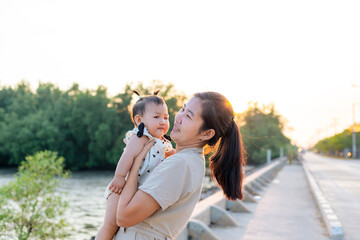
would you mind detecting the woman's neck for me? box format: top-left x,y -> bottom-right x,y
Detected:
175,142 -> 203,153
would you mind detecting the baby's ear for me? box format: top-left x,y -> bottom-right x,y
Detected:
134,115 -> 142,126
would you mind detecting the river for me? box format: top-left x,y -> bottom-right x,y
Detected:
0,168 -> 218,240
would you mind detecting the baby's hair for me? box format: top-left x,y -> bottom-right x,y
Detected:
131,90 -> 165,125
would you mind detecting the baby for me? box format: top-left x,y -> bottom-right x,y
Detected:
96,90 -> 175,240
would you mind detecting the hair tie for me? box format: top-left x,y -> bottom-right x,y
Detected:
137,122 -> 145,137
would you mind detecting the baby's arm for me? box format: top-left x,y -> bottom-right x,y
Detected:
109,135 -> 149,194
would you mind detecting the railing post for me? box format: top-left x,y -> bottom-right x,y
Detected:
267,149 -> 271,164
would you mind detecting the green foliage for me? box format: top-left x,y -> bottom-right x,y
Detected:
0,79 -> 293,167
0,151 -> 69,240
0,80 -> 187,170
238,102 -> 292,165
313,129 -> 357,156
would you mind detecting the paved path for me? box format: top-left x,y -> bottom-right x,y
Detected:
240,163 -> 329,240
304,152 -> 360,240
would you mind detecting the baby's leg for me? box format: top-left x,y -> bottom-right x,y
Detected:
96,193 -> 120,240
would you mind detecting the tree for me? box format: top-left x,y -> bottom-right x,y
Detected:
0,151 -> 69,240
313,129 -> 357,157
238,102 -> 292,165
0,80 -> 188,170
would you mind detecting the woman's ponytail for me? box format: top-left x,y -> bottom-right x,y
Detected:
195,92 -> 246,201
209,120 -> 245,200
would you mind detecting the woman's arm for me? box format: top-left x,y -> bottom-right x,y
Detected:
116,139 -> 161,228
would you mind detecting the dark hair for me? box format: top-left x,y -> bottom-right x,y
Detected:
131,90 -> 165,125
194,92 -> 246,200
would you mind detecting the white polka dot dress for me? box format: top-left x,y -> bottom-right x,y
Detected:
104,127 -> 173,199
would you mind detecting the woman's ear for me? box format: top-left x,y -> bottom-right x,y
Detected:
202,129 -> 215,141
134,115 -> 142,127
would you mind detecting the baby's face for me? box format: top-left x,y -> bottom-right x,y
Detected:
140,103 -> 170,138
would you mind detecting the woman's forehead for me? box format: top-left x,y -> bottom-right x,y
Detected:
186,97 -> 202,116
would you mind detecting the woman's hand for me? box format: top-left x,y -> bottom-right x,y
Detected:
131,139 -> 155,169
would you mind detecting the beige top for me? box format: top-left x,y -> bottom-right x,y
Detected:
138,147 -> 205,238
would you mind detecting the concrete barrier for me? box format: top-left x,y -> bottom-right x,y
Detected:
177,158 -> 286,240
302,160 -> 344,240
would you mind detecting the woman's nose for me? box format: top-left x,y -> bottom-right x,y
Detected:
174,113 -> 182,124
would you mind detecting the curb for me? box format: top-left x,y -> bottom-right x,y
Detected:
302,160 -> 344,240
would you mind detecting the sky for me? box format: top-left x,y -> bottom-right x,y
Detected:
0,0 -> 360,148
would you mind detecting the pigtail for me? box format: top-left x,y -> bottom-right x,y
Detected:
210,120 -> 245,200
133,90 -> 141,97
195,91 -> 246,201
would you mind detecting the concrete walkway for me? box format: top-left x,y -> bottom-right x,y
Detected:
240,163 -> 329,240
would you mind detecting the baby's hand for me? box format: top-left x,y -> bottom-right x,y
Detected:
165,149 -> 176,158
109,176 -> 126,195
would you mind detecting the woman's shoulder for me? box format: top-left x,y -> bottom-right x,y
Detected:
164,148 -> 204,167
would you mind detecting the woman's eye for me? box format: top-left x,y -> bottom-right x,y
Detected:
187,115 -> 191,119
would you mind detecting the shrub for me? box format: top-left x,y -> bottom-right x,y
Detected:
0,151 -> 69,239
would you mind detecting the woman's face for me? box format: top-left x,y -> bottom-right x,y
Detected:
170,96 -> 204,147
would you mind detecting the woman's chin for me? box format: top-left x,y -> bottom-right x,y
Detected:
170,131 -> 177,140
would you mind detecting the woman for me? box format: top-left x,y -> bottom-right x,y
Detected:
114,92 -> 246,240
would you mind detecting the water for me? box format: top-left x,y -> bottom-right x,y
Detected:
62,170 -> 114,240
0,168 -> 217,240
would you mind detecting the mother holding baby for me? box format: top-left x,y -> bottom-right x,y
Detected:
113,91 -> 246,240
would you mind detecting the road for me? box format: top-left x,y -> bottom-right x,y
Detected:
304,152 -> 360,240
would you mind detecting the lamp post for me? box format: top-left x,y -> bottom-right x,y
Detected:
352,84 -> 359,159
352,102 -> 356,158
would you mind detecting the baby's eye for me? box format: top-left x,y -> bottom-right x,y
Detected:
187,115 -> 191,119
164,116 -> 168,120
154,116 -> 159,119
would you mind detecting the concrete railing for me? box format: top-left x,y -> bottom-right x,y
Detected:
177,158 -> 286,240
